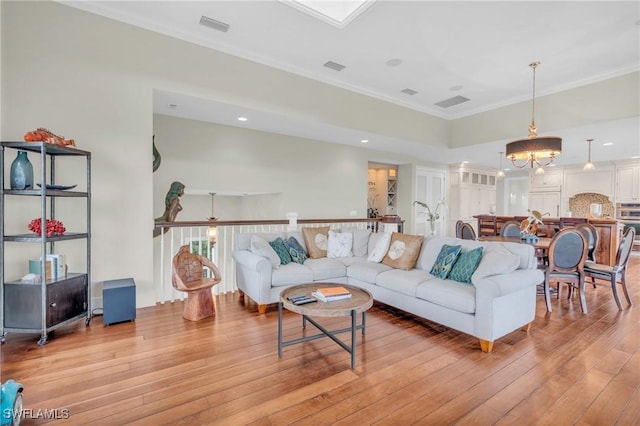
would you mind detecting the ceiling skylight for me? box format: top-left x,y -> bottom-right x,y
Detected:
282,0 -> 375,28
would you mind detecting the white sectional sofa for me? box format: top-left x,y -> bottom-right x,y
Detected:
232,229 -> 543,352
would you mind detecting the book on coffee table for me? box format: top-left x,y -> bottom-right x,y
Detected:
312,286 -> 352,302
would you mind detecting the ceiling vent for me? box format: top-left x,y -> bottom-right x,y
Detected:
401,88 -> 418,96
323,61 -> 346,71
199,16 -> 230,32
435,95 -> 470,108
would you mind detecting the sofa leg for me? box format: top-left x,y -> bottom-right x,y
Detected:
479,339 -> 494,353
258,304 -> 267,314
238,290 -> 245,304
522,322 -> 532,333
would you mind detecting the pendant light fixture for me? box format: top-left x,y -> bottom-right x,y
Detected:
505,61 -> 562,169
496,152 -> 505,178
583,138 -> 595,171
208,192 -> 218,244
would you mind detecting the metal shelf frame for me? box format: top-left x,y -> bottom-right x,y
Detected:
1,141 -> 91,345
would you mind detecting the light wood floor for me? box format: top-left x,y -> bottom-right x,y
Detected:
2,258 -> 639,425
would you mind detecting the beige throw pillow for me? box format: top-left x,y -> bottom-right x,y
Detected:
382,233 -> 424,271
302,226 -> 329,258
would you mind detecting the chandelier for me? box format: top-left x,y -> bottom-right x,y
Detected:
505,61 -> 562,169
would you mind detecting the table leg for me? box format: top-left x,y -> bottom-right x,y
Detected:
351,309 -> 356,369
362,311 -> 366,336
278,302 -> 283,358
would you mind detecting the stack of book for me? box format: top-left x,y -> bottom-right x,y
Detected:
312,286 -> 352,302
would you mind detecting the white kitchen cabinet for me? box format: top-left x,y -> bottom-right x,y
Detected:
530,168 -> 562,192
449,165 -> 497,236
616,164 -> 640,202
563,165 -> 614,199
529,191 -> 560,217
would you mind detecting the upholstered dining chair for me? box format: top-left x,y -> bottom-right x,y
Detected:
455,220 -> 465,238
172,244 -> 222,321
459,222 -> 477,240
575,223 -> 599,263
544,228 -> 588,313
584,227 -> 635,311
500,220 -> 522,237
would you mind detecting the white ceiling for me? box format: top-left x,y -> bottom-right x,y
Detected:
63,1 -> 640,169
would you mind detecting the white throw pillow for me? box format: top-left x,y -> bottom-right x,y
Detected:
341,226 -> 371,257
327,230 -> 353,258
472,245 -> 519,280
250,235 -> 281,269
367,232 -> 391,263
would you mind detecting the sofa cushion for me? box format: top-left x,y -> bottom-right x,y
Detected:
367,232 -> 391,263
302,226 -> 329,259
269,237 -> 292,265
347,261 -> 393,283
416,279 -> 476,314
271,263 -> 314,286
327,230 -> 353,258
382,233 -> 424,271
416,236 -> 482,271
342,227 -> 371,257
448,247 -> 484,283
473,244 -> 520,280
430,244 -> 462,279
250,235 -> 281,269
305,257 -> 347,280
376,269 -> 431,297
337,256 -> 368,267
284,236 -> 308,264
237,232 -> 285,251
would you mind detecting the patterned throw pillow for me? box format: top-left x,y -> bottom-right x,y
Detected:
327,230 -> 353,258
367,233 -> 391,263
448,247 -> 484,283
269,237 -> 292,265
302,226 -> 329,258
284,236 -> 308,264
382,233 -> 424,271
430,244 -> 462,279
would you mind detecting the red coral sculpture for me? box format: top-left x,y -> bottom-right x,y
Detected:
28,218 -> 66,237
24,128 -> 75,146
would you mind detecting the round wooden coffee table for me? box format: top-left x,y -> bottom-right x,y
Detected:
278,283 -> 373,369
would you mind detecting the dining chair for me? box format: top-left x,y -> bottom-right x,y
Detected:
575,223 -> 599,263
500,220 -> 522,237
455,220 -> 465,238
459,222 -> 476,240
543,228 -> 588,313
584,227 -> 635,311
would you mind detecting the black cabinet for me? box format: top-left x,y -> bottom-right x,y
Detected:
1,142 -> 91,345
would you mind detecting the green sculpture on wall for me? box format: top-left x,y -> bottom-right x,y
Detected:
153,135 -> 161,172
154,181 -> 185,237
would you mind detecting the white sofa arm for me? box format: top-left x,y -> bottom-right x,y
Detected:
472,269 -> 543,342
232,249 -> 273,305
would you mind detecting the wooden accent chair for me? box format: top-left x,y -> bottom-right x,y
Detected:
172,245 -> 222,321
584,227 -> 635,311
543,228 -> 588,313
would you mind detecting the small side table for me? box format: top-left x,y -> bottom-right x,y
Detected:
278,283 -> 373,369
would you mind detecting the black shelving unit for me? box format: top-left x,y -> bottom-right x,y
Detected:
1,141 -> 91,345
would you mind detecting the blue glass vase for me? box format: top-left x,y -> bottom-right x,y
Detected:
9,151 -> 34,190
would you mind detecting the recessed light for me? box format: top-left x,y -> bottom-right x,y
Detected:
449,85 -> 463,91
632,155 -> 640,159
168,103 -> 178,109
237,117 -> 248,122
360,139 -> 369,144
461,161 -> 469,164
602,142 -> 614,146
386,58 -> 402,67
504,168 -> 511,171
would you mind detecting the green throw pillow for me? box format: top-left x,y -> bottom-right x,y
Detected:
269,237 -> 292,265
284,236 -> 308,264
430,244 -> 462,279
448,247 -> 484,283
